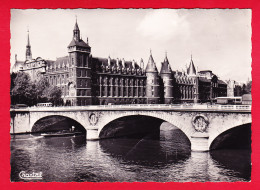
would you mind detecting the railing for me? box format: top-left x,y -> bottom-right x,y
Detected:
207,104 -> 251,110
15,103 -> 251,112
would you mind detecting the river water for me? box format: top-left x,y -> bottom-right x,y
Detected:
10,125 -> 251,182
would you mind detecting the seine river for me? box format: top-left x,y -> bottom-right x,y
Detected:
10,124 -> 251,182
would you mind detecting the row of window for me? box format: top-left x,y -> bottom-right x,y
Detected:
77,69 -> 90,77
47,74 -> 69,86
77,89 -> 90,96
180,86 -> 194,99
78,79 -> 91,87
100,65 -> 144,76
99,77 -> 145,86
71,54 -> 89,67
100,85 -> 145,97
47,64 -> 68,72
25,61 -> 44,69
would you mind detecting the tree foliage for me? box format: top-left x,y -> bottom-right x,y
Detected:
10,72 -> 63,106
244,81 -> 252,94
234,80 -> 251,96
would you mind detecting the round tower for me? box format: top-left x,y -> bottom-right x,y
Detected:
145,51 -> 160,104
160,53 -> 173,104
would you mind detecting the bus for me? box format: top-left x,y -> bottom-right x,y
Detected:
37,102 -> 53,107
11,104 -> 28,109
215,97 -> 242,105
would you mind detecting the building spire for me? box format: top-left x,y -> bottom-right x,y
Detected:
25,28 -> 32,60
27,28 -> 30,46
73,17 -> 80,41
187,54 -> 196,76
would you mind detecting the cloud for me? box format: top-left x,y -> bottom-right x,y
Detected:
136,10 -> 190,41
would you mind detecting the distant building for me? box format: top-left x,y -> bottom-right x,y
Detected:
12,20 -> 227,105
227,80 -> 245,97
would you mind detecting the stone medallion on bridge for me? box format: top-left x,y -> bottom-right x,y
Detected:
88,112 -> 100,126
192,114 -> 209,133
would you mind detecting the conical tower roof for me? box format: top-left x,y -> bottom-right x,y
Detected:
160,52 -> 172,74
145,51 -> 158,73
187,55 -> 196,76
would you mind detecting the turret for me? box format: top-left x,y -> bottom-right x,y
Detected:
160,52 -> 173,104
145,50 -> 160,104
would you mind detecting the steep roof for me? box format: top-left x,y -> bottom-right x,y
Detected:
54,56 -> 69,67
145,53 -> 158,73
45,56 -> 68,68
68,39 -> 90,48
187,57 -> 196,76
160,55 -> 172,74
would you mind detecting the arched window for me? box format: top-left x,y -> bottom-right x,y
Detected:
72,58 -> 74,65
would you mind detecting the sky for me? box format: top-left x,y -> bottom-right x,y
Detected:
10,9 -> 252,82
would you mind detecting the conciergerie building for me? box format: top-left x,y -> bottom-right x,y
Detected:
12,20 -> 227,106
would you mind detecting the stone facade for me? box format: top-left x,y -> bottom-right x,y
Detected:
12,20 -> 227,105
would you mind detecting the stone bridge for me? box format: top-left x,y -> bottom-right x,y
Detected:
10,104 -> 251,151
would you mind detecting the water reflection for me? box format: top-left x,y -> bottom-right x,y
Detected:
210,149 -> 251,181
99,131 -> 191,168
10,125 -> 251,182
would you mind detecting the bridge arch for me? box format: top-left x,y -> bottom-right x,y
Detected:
209,122 -> 251,150
31,114 -> 86,134
99,115 -> 163,139
96,112 -> 193,144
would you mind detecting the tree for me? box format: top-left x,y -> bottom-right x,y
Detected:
10,72 -> 17,91
35,77 -> 50,103
241,81 -> 252,95
43,86 -> 63,106
11,73 -> 63,106
11,72 -> 36,106
245,81 -> 252,94
234,85 -> 242,96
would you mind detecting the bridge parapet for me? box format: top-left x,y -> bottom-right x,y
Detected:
10,104 -> 251,112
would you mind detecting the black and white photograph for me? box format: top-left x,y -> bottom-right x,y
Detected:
10,9 -> 252,182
